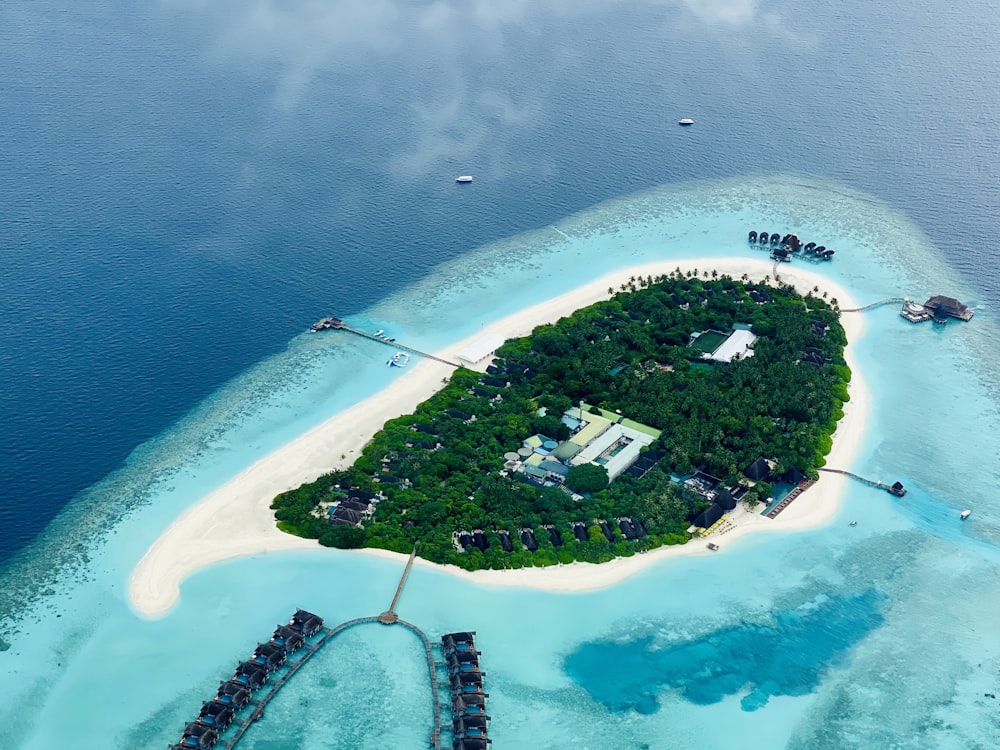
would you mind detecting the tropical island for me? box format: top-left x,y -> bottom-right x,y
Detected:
271,270 -> 850,571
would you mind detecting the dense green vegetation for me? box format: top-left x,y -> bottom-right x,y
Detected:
272,271 -> 849,570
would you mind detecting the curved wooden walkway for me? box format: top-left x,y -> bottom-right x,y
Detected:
222,617 -> 379,749
223,547 -> 442,750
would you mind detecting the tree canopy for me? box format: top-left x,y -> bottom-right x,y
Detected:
272,272 -> 850,570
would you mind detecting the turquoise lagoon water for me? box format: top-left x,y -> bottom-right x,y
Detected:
3,176 -> 1000,749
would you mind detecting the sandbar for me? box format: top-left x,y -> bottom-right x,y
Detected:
128,257 -> 867,616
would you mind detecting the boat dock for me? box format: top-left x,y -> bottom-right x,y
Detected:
311,317 -> 460,368
170,545 -> 464,750
819,467 -> 906,496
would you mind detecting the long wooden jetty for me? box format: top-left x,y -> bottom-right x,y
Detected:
311,317 -> 460,368
818,467 -> 906,496
840,297 -> 906,313
380,543 -> 419,624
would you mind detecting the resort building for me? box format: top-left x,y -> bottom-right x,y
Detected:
511,403 -> 661,485
456,333 -> 505,365
923,295 -> 974,322
690,324 -> 758,363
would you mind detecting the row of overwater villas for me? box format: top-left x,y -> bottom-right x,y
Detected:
442,632 -> 492,750
168,610 -> 324,750
747,230 -> 835,260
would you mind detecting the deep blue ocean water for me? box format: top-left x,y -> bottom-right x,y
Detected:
2,1 -> 1000,748
2,0 -> 998,566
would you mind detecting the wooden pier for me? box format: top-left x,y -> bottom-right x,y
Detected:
311,317 -> 460,368
819,467 -> 906,496
217,546 -> 444,750
839,297 -> 906,313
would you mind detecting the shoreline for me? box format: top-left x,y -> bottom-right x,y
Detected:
128,258 -> 867,615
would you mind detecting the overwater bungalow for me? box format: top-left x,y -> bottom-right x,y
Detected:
454,715 -> 490,740
289,609 -> 323,637
519,528 -> 538,551
198,701 -> 235,731
216,681 -> 251,709
442,632 -> 477,654
748,230 -> 758,242
453,694 -> 489,718
253,642 -> 287,672
769,232 -> 781,245
233,662 -> 268,690
451,671 -> 485,691
448,657 -> 483,678
449,648 -> 480,666
889,481 -> 907,497
923,295 -> 974,322
271,625 -> 305,653
181,722 -> 219,749
758,231 -> 769,245
454,739 -> 491,750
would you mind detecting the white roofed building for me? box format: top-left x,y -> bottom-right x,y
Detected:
456,333 -> 505,366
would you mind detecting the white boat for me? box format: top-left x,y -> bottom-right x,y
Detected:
456,175 -> 473,183
374,329 -> 384,337
387,351 -> 410,368
678,118 -> 694,126
960,509 -> 972,520
849,520 -> 858,527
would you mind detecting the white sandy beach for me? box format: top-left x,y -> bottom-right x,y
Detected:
128,258 -> 867,616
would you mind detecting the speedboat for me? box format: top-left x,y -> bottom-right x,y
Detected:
678,118 -> 694,126
374,329 -> 384,337
456,175 -> 473,183
849,520 -> 858,527
706,542 -> 720,551
960,509 -> 972,520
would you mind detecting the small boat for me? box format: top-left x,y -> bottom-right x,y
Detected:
374,329 -> 384,337
706,542 -> 720,551
849,520 -> 858,527
456,175 -> 473,183
960,509 -> 972,520
678,118 -> 694,126
387,352 -> 410,368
